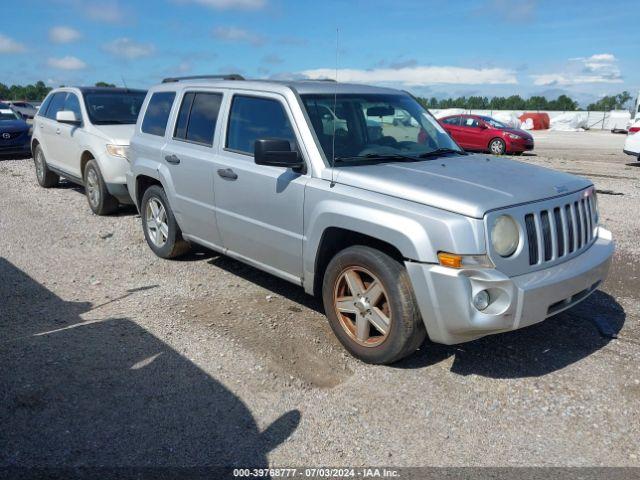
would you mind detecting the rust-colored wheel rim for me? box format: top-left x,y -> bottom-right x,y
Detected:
333,266 -> 391,347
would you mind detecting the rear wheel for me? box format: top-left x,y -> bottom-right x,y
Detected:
141,185 -> 190,259
489,138 -> 506,155
33,145 -> 59,188
322,245 -> 426,364
84,160 -> 118,215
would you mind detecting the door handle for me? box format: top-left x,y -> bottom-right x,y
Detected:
217,168 -> 238,180
55,128 -> 61,135
165,154 -> 180,165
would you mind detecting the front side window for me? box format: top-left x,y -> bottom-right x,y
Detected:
462,117 -> 481,128
174,92 -> 222,146
64,93 -> 83,121
37,94 -> 54,117
141,92 -> 175,136
45,93 -> 67,120
84,91 -> 146,125
226,95 -> 296,154
301,93 -> 461,164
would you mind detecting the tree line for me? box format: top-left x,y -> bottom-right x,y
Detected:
416,91 -> 634,112
0,81 -> 116,102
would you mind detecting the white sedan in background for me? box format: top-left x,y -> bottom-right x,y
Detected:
624,119 -> 640,160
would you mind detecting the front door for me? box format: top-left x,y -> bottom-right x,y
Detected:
212,93 -> 307,282
459,116 -> 485,150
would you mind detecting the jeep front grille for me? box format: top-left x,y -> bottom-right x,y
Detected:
524,192 -> 597,266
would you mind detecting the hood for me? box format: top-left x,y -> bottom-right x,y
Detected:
332,154 -> 590,218
0,119 -> 30,131
502,127 -> 532,139
90,124 -> 136,145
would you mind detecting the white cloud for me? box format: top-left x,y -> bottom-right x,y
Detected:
179,0 -> 265,10
300,66 -> 518,86
47,56 -> 87,70
84,1 -> 126,23
212,26 -> 265,46
49,26 -> 81,44
103,38 -> 155,59
0,34 -> 26,53
532,53 -> 622,86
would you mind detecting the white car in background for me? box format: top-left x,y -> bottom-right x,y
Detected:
624,119 -> 640,160
31,87 -> 146,214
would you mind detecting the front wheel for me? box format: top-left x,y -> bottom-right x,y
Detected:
489,138 -> 506,155
322,245 -> 426,364
84,160 -> 118,215
140,185 -> 190,259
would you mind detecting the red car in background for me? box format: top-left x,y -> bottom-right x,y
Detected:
439,114 -> 534,155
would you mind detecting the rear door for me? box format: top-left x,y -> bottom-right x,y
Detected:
161,89 -> 224,246
37,92 -> 67,167
212,93 -> 308,282
459,116 -> 485,150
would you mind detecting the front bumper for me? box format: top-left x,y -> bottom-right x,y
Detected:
406,228 -> 614,344
508,137 -> 534,152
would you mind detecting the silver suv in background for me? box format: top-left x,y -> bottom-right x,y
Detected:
31,87 -> 146,214
127,75 -> 614,364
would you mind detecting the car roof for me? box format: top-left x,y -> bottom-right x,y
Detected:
153,77 -> 403,96
50,87 -> 147,95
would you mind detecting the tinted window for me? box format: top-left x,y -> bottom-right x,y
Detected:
226,96 -> 295,154
186,93 -> 222,145
84,91 -> 146,125
174,92 -> 194,140
462,117 -> 481,128
45,93 -> 68,120
37,94 -> 54,117
442,116 -> 460,126
64,93 -> 82,120
141,92 -> 176,136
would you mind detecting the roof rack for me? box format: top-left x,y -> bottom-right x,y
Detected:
161,74 -> 245,83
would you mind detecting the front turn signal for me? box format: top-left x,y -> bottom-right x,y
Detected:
437,252 -> 494,269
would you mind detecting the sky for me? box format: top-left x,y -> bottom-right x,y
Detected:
1,0 -> 638,106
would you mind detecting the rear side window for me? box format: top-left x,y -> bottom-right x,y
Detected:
141,92 -> 176,136
442,116 -> 460,126
226,95 -> 296,155
173,92 -> 222,146
45,93 -> 67,120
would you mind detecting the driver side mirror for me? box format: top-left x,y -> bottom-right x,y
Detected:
56,110 -> 80,125
254,138 -> 305,173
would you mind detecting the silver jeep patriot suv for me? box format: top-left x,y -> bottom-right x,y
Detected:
127,74 -> 614,364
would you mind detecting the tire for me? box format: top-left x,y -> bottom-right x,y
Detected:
322,245 -> 426,364
140,185 -> 190,259
84,159 -> 119,215
33,145 -> 59,188
489,138 -> 506,155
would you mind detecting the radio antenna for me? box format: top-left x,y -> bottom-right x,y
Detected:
121,75 -> 128,90
330,27 -> 339,187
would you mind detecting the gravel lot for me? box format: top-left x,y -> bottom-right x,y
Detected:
1,130 -> 639,469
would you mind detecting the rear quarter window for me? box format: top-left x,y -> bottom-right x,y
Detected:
141,91 -> 176,136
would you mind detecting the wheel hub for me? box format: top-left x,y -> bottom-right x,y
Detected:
354,296 -> 370,314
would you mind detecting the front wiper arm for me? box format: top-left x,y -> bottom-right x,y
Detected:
417,148 -> 467,158
333,153 -> 420,163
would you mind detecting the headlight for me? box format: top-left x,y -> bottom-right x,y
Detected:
507,133 -> 522,140
106,144 -> 129,160
491,215 -> 520,257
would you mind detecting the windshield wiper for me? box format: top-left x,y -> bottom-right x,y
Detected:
333,153 -> 420,164
417,148 -> 467,158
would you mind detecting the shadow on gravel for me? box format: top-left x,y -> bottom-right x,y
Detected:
0,257 -> 300,471
207,254 -> 324,314
394,290 -> 625,378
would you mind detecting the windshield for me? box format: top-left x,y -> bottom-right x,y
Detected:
301,93 -> 462,164
0,106 -> 21,121
84,91 -> 146,125
480,116 -> 507,129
